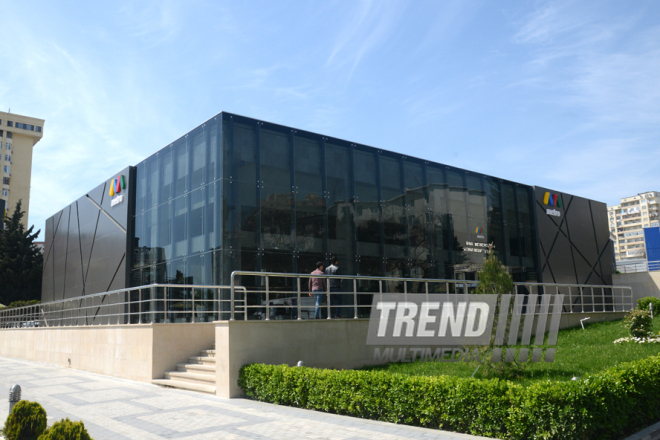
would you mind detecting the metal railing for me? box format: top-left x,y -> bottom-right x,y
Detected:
229,271 -> 634,321
0,273 -> 634,328
0,284 -> 247,329
617,261 -> 649,273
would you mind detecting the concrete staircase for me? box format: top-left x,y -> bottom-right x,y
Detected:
152,343 -> 216,394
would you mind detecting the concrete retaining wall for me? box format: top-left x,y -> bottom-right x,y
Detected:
614,272 -> 660,304
0,323 -> 215,382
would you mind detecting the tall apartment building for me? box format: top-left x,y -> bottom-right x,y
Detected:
608,191 -> 660,262
0,111 -> 44,228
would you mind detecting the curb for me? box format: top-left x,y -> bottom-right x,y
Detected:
624,420 -> 660,440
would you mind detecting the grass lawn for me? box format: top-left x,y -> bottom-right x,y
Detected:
362,315 -> 660,385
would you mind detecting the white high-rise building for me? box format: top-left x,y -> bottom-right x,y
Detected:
608,191 -> 660,262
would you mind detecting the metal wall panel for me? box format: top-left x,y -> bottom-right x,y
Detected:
534,186 -> 614,285
41,167 -> 135,302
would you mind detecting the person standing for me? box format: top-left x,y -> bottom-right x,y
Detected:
325,256 -> 341,318
308,261 -> 326,319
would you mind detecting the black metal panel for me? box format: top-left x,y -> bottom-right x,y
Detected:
41,167 -> 134,301
534,186 -> 614,285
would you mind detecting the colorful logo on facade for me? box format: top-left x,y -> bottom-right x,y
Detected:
475,227 -> 483,235
109,175 -> 126,197
543,192 -> 562,208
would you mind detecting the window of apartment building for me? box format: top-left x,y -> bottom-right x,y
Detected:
2,177 -> 9,185
6,121 -> 12,127
15,123 -> 36,131
5,143 -> 10,151
0,130 -> 2,138
4,154 -> 9,162
3,165 -> 9,173
6,132 -> 11,139
1,189 -> 7,197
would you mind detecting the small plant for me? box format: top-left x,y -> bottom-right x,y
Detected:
625,308 -> 653,338
637,297 -> 660,314
38,418 -> 92,440
3,400 -> 47,440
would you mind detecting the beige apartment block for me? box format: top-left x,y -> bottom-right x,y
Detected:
608,191 -> 660,263
0,111 -> 44,228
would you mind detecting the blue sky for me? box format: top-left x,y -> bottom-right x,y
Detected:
2,0 -> 660,238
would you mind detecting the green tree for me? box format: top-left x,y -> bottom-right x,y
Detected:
475,244 -> 514,295
0,200 -> 43,305
473,244 -> 524,379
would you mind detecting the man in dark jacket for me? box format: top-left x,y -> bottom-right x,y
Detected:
308,261 -> 326,319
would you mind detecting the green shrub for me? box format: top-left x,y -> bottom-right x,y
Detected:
625,309 -> 653,338
239,356 -> 660,440
38,418 -> 92,440
7,300 -> 40,309
637,297 -> 660,314
3,400 -> 47,440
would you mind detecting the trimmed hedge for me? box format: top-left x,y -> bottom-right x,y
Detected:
239,356 -> 660,440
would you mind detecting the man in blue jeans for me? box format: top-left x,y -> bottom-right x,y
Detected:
308,261 -> 326,319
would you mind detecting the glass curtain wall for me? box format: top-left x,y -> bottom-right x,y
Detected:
131,113 -> 539,319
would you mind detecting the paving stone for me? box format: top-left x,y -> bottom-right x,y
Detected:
0,357 -> 496,440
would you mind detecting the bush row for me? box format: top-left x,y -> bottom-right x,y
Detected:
239,356 -> 660,440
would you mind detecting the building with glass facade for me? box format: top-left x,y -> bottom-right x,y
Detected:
42,112 -> 614,303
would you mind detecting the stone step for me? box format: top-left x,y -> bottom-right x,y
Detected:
164,371 -> 215,385
200,349 -> 216,357
188,356 -> 216,365
176,363 -> 215,375
152,379 -> 215,395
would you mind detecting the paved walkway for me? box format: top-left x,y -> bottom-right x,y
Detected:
0,357 -> 494,440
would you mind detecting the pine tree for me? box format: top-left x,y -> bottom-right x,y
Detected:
0,200 -> 43,305
475,244 -> 514,295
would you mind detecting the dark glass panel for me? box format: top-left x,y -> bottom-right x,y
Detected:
224,179 -> 258,251
156,203 -> 172,259
205,181 -> 220,252
173,138 -> 188,198
173,196 -> 188,258
517,186 -> 533,228
354,149 -> 378,202
406,186 -> 430,263
261,185 -> 292,251
261,128 -> 291,188
447,169 -> 468,216
232,122 -> 257,183
187,251 -> 213,285
380,156 -> 405,258
145,155 -> 158,209
326,143 -> 353,261
507,222 -> 522,262
385,259 -> 407,292
356,200 -> 380,256
520,226 -> 536,268
133,213 -> 144,269
190,127 -> 206,190
189,187 -> 205,254
208,118 -> 220,183
380,156 -> 402,201
404,160 -> 425,191
295,136 -> 324,253
158,145 -> 173,204
502,183 -> 518,225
